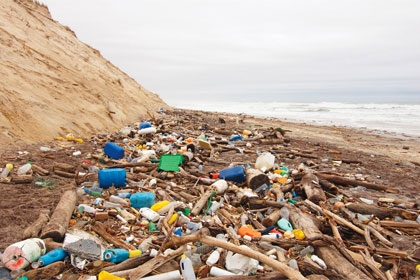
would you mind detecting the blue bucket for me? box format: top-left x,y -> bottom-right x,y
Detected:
98,168 -> 126,189
219,165 -> 246,183
104,142 -> 124,160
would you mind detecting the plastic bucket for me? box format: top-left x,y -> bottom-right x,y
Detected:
219,166 -> 246,183
2,238 -> 46,271
130,192 -> 156,209
98,168 -> 126,189
104,142 -> 125,160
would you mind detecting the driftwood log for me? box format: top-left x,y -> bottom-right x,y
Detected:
23,209 -> 50,239
40,189 -> 77,242
317,246 -> 371,280
10,175 -> 33,184
289,207 -> 323,240
20,261 -> 66,280
346,202 -> 417,220
163,230 -> 308,280
92,222 -> 136,251
191,189 -> 214,216
262,209 -> 282,227
246,168 -> 270,190
315,173 -> 396,193
301,172 -> 326,204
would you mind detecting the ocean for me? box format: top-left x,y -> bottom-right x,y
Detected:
168,101 -> 420,139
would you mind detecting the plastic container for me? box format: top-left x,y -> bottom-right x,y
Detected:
31,248 -> 68,268
0,163 -> 13,178
255,152 -> 275,171
219,166 -> 246,183
211,180 -> 228,194
206,248 -> 222,266
311,255 -> 327,270
2,238 -> 46,271
139,207 -> 160,222
104,142 -> 125,160
98,168 -> 126,188
180,254 -> 196,280
103,248 -> 129,263
98,271 -> 126,280
151,200 -> 171,212
277,218 -> 293,231
130,192 -> 156,209
237,225 -> 261,238
17,162 -> 32,175
209,266 -> 236,277
139,121 -> 152,129
138,127 -> 157,135
299,245 -> 314,256
109,195 -> 129,206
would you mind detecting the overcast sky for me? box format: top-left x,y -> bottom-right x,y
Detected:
41,0 -> 420,104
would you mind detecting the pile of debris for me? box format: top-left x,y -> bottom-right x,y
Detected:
0,109 -> 419,280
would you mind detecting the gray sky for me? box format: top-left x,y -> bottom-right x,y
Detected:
41,0 -> 420,104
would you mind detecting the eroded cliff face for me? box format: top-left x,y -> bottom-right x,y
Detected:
0,0 -> 168,147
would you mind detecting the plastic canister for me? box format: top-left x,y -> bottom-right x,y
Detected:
210,180 -> 228,194
2,238 -> 46,271
139,208 -> 160,222
103,248 -> 129,263
32,248 -> 68,268
138,127 -> 157,135
219,166 -> 246,183
104,142 -> 125,160
98,168 -> 126,189
209,266 -> 236,276
180,254 -> 196,280
130,192 -> 156,209
237,225 -> 261,238
255,152 -> 275,171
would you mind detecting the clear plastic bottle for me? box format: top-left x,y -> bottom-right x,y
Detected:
299,245 -> 314,256
0,163 -> 13,178
17,162 -> 32,175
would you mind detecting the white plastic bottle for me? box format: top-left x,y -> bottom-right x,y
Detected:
140,208 -> 160,222
206,248 -> 222,266
0,163 -> 13,178
180,254 -> 196,280
17,162 -> 32,175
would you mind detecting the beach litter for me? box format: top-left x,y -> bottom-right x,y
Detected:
0,108 -> 419,280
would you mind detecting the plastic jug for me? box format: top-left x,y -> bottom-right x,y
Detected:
219,166 -> 246,183
98,168 -> 126,188
130,192 -> 156,209
180,254 -> 196,280
104,142 -> 125,160
31,248 -> 68,268
255,152 -> 275,171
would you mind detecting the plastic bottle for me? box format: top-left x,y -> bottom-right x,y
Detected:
31,248 -> 68,268
139,208 -> 161,222
138,237 -> 154,253
210,180 -> 228,194
103,248 -> 130,263
0,163 -> 13,178
288,259 -> 299,271
180,254 -> 196,280
299,245 -> 314,256
17,162 -> 32,175
109,195 -> 129,206
311,255 -> 327,270
78,204 -> 97,214
98,270 -> 126,280
151,200 -> 170,212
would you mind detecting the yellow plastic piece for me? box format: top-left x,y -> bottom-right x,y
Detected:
129,250 -> 142,258
168,213 -> 178,225
242,129 -> 252,136
292,229 -> 305,240
416,264 -> 420,275
6,163 -> 13,170
65,133 -> 75,141
98,270 -> 126,280
75,138 -> 84,143
150,200 -> 170,211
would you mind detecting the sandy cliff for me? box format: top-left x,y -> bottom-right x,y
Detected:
0,0 -> 168,147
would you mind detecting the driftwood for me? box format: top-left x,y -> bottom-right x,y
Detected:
53,169 -> 75,178
122,245 -> 187,279
262,209 -> 282,227
23,209 -> 50,239
257,138 -> 284,145
317,246 -> 371,280
43,238 -> 64,251
32,164 -> 50,175
92,222 -> 136,251
163,230 -> 308,280
103,253 -> 152,273
300,172 -> 326,204
202,272 -> 289,280
10,175 -> 33,184
246,168 -> 270,190
20,261 -> 66,280
315,173 -> 396,193
289,207 -> 323,240
191,189 -> 214,216
53,162 -> 76,173
346,202 -> 417,220
40,189 -> 77,242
